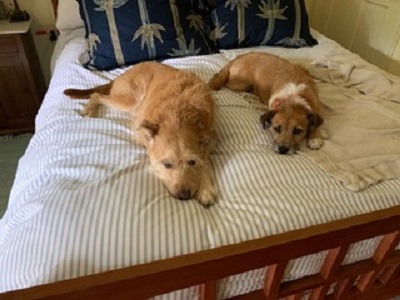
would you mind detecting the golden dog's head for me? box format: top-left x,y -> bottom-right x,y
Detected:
138,120 -> 214,200
260,97 -> 323,155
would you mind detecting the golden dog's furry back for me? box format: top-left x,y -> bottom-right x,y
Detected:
64,61 -> 217,206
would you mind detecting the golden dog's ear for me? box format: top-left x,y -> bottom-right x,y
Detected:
199,129 -> 217,146
199,130 -> 217,155
307,114 -> 324,128
138,120 -> 159,142
260,111 -> 276,129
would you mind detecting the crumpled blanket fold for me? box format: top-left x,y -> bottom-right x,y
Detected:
297,59 -> 400,191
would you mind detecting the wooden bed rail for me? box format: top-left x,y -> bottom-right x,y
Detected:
2,205 -> 400,300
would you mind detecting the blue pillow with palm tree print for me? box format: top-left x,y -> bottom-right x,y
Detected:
77,0 -> 215,70
210,0 -> 317,49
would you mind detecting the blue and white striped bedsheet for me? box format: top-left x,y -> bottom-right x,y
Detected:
0,29 -> 399,299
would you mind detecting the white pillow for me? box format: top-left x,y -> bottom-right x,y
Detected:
55,0 -> 84,34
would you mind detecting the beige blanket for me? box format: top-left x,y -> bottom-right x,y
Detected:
298,60 -> 400,191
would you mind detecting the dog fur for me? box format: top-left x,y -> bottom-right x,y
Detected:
64,62 -> 217,206
210,53 -> 324,155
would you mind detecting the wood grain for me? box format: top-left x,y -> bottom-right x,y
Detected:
1,205 -> 400,300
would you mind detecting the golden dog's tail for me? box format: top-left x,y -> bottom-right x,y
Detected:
208,61 -> 233,91
64,82 -> 112,99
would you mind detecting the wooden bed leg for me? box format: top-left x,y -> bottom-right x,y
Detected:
357,231 -> 400,293
200,280 -> 217,300
333,278 -> 354,299
263,261 -> 288,300
309,245 -> 350,300
286,294 -> 303,300
379,263 -> 400,285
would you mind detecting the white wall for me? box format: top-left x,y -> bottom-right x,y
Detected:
5,0 -> 56,85
5,0 -> 400,84
388,40 -> 400,76
306,0 -> 400,77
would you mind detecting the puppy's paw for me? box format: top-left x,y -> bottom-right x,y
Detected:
308,138 -> 324,150
196,187 -> 216,207
79,110 -> 90,118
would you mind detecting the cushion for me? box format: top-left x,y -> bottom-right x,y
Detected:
56,0 -> 84,34
77,0 -> 215,70
210,0 -> 317,49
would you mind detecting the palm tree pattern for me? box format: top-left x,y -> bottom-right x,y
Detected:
210,13 -> 228,42
94,0 -> 128,66
276,0 -> 307,47
88,33 -> 101,59
78,0 -> 215,69
212,0 -> 316,49
168,0 -> 201,56
257,0 -> 287,45
187,13 -> 212,53
225,0 -> 252,46
81,0 -> 100,67
132,0 -> 166,59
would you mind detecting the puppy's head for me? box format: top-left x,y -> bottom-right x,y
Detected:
138,120 -> 214,200
260,97 -> 323,154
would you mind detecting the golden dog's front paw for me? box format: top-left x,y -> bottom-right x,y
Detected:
196,187 -> 217,207
308,138 -> 324,150
80,105 -> 97,118
79,110 -> 90,118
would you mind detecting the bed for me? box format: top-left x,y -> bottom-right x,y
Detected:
1,0 -> 400,299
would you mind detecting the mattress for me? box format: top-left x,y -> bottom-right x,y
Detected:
1,28 -> 400,299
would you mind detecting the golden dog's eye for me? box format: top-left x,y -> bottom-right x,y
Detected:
273,126 -> 281,133
163,163 -> 173,169
293,128 -> 303,135
188,160 -> 196,166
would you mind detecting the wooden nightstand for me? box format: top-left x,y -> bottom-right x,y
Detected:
0,19 -> 46,135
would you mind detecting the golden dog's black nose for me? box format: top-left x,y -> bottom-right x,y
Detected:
278,145 -> 289,155
177,189 -> 191,201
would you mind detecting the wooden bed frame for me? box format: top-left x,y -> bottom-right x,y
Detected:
2,206 -> 400,300
1,1 -> 399,299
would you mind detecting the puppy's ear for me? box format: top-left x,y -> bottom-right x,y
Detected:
270,97 -> 286,110
260,111 -> 276,129
138,120 -> 159,142
307,114 -> 324,128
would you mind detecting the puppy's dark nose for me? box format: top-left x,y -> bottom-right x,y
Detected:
278,145 -> 289,155
177,189 -> 191,201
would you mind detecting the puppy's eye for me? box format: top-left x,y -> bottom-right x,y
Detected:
187,160 -> 196,166
293,128 -> 303,135
163,163 -> 173,169
273,126 -> 281,133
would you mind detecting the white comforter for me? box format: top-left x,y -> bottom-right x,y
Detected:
1,29 -> 400,299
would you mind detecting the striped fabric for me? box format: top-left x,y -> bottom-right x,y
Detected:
1,29 -> 400,299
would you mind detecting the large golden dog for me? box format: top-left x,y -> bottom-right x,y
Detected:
65,62 -> 217,206
210,53 -> 324,155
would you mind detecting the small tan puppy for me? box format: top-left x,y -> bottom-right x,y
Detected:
210,53 -> 324,155
65,62 -> 217,206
